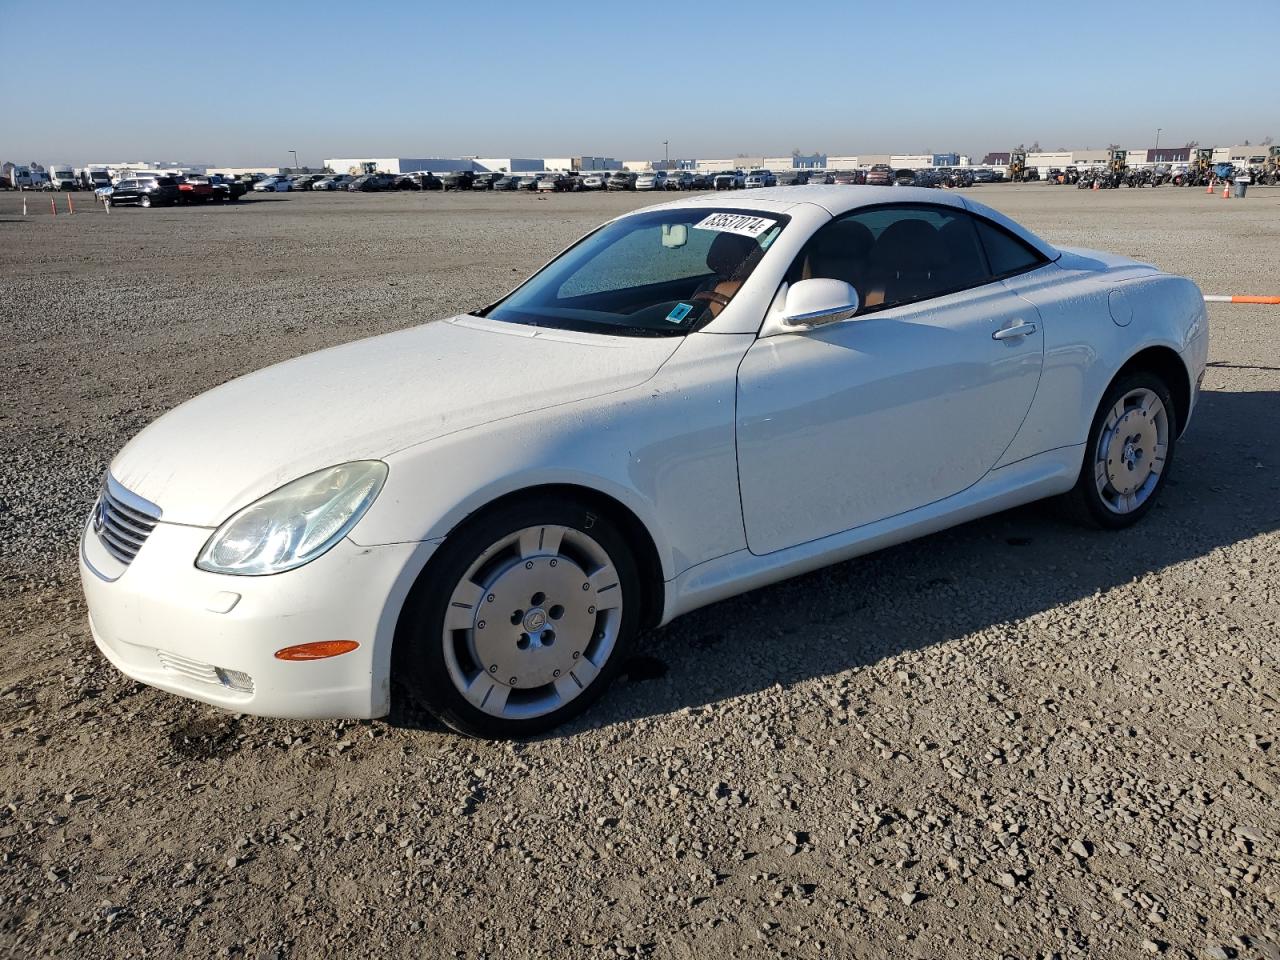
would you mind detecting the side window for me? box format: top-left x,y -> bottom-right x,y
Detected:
974,218 -> 1047,277
789,204 -> 992,313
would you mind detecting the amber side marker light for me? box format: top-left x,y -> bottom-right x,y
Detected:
274,640 -> 360,661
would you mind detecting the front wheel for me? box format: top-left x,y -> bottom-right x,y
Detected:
1063,372 -> 1177,529
139,194 -> 152,208
398,496 -> 641,738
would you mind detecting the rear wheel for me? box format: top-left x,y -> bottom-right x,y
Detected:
1063,372 -> 1177,529
398,496 -> 641,738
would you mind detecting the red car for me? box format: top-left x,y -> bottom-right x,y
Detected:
865,165 -> 893,186
174,177 -> 215,203
832,170 -> 867,185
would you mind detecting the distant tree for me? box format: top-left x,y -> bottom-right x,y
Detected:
1263,135 -> 1274,145
1029,141 -> 1042,152
1057,146 -> 1066,152
1107,143 -> 1120,151
1244,139 -> 1250,145
1187,139 -> 1199,148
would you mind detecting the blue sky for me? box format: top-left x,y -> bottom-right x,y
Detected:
4,0 -> 1275,166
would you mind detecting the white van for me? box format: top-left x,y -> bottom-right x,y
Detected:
49,165 -> 79,190
82,167 -> 113,190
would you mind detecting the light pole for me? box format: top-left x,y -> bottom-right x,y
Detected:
663,140 -> 669,168
1154,129 -> 1161,150
289,149 -> 299,172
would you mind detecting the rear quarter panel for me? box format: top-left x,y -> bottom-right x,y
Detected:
997,262 -> 1205,466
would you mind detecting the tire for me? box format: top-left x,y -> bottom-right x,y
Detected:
139,194 -> 151,208
397,495 -> 642,738
1061,371 -> 1177,529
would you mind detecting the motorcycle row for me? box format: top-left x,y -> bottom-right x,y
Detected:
1062,161 -> 1279,189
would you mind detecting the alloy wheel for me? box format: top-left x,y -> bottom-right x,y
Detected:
1093,387 -> 1169,514
441,524 -> 623,720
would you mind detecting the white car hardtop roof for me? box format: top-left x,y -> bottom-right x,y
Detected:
646,185 -> 1058,260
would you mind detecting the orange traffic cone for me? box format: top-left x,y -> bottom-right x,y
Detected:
1206,179 -> 1214,194
50,196 -> 56,216
1222,182 -> 1230,198
1092,180 -> 1099,191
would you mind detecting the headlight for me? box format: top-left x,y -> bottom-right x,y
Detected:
196,461 -> 387,576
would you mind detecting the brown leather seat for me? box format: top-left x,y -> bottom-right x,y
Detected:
694,232 -> 765,316
864,219 -> 948,307
801,220 -> 875,296
705,231 -> 760,277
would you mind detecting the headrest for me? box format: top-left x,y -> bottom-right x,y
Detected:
810,220 -> 874,261
706,231 -> 761,278
872,219 -> 946,267
940,217 -> 983,252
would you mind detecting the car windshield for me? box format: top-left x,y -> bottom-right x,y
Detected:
481,207 -> 788,337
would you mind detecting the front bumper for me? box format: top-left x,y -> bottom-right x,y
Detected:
79,517 -> 428,719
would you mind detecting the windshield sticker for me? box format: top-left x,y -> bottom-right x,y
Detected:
666,302 -> 694,324
692,212 -> 778,239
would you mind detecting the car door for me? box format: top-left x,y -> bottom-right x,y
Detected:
113,179 -> 136,203
735,204 -> 1047,555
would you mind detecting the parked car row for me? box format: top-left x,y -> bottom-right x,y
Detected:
89,166 -> 1014,206
96,173 -> 248,207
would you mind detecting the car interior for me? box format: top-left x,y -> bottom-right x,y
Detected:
794,207 -> 1031,312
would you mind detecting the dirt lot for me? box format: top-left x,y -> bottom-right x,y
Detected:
1,184 -> 1277,960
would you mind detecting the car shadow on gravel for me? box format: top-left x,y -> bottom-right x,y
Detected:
565,387 -> 1280,735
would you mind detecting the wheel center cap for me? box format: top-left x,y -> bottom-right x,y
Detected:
471,554 -> 600,689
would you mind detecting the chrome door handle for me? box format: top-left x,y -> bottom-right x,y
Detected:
993,321 -> 1037,340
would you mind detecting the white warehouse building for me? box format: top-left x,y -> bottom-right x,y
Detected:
324,157 -> 477,175
471,158 -> 547,173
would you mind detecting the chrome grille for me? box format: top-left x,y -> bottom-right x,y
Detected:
157,650 -> 221,686
157,651 -> 255,694
92,481 -> 160,565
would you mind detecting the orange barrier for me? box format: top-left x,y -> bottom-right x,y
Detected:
1203,295 -> 1280,304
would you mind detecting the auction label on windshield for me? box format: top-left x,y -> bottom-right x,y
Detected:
693,212 -> 777,239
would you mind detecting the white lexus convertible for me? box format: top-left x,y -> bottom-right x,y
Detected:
81,187 -> 1208,737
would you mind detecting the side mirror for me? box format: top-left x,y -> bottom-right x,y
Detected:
781,278 -> 860,329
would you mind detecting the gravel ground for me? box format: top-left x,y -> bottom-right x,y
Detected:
1,185 -> 1277,960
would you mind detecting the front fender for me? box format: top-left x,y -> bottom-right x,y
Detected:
348,332 -> 756,583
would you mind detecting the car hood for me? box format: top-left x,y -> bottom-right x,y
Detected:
111,315 -> 682,527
